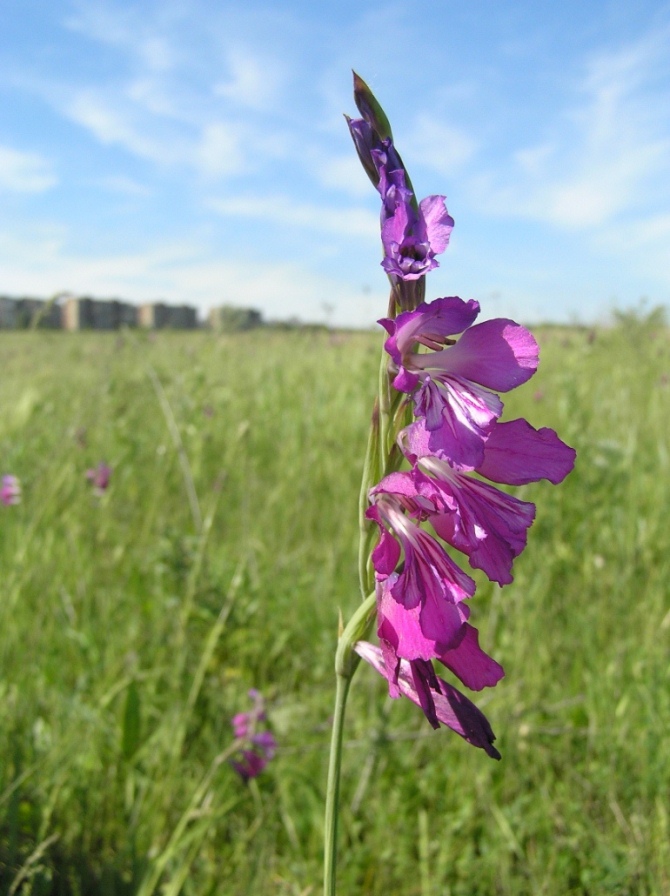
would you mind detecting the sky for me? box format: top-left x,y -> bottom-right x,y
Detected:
1,0 -> 669,328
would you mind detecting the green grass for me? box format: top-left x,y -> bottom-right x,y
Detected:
1,320 -> 669,895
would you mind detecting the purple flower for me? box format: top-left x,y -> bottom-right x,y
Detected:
1,475 -> 21,506
373,151 -> 454,282
354,640 -> 501,759
377,424 -> 575,586
347,112 -> 453,290
375,572 -> 503,685
370,466 -> 532,588
231,689 -> 276,782
346,116 -> 397,189
86,462 -> 112,495
366,495 -> 475,649
380,296 -> 539,469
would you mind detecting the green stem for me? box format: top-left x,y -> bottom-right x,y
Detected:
323,595 -> 376,896
357,401 -> 380,600
323,671 -> 351,896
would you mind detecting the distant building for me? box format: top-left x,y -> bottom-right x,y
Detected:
13,297 -> 61,329
209,305 -> 263,332
62,297 -> 138,330
0,297 -> 18,329
0,294 -> 197,331
139,302 -> 197,329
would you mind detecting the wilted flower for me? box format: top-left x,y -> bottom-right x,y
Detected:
86,462 -> 112,495
1,475 -> 21,506
231,689 -> 276,781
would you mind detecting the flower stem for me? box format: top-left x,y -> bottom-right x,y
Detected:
323,671 -> 351,896
324,594 -> 376,896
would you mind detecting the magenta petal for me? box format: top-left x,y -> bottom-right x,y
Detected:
411,377 -> 502,470
251,731 -> 277,758
397,522 -> 475,599
426,468 -> 536,585
231,749 -> 268,780
419,195 -> 454,254
372,528 -> 401,577
415,297 -> 480,340
437,624 -> 505,691
428,675 -> 501,758
409,659 -> 442,728
381,297 -> 480,365
477,419 -> 577,485
392,367 -> 420,393
378,574 -> 468,661
354,641 -> 501,759
371,471 -> 424,502
433,319 -> 538,392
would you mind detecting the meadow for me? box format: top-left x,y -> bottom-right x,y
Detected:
1,313 -> 669,895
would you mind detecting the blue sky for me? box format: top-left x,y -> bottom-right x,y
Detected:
1,0 -> 669,327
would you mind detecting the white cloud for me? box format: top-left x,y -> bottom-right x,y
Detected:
404,114 -> 478,177
214,48 -> 287,111
195,122 -> 249,178
66,3 -> 176,72
126,77 -> 178,118
140,36 -> 173,73
96,174 -> 152,196
310,152 -> 373,198
473,28 -> 670,232
593,212 -> 670,288
206,194 -> 378,240
0,146 -> 56,192
65,90 -> 175,163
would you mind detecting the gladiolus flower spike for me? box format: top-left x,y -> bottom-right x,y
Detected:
347,73 -> 576,758
323,75 -> 577,896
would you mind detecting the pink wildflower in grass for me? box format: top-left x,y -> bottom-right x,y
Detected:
1,475 -> 21,506
86,462 -> 112,495
231,689 -> 276,782
380,297 -> 539,469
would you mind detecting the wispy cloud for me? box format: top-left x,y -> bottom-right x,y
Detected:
0,146 -> 56,192
214,48 -> 288,111
473,27 -> 670,231
95,174 -> 152,196
309,152 -> 378,198
405,114 -> 478,178
196,122 -> 251,178
65,90 -> 179,163
206,194 -> 379,240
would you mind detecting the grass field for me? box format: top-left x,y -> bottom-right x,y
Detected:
1,316 -> 669,895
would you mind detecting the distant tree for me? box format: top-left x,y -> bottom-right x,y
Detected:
210,306 -> 263,331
